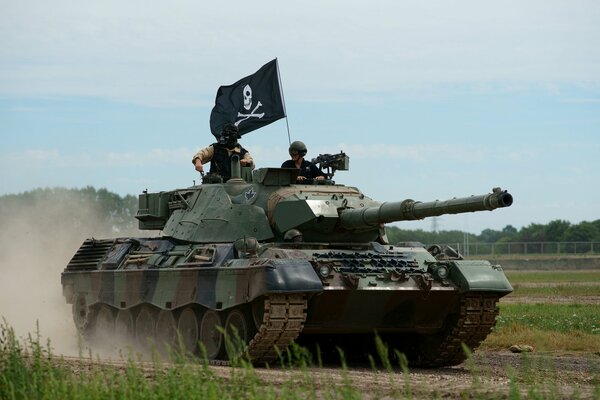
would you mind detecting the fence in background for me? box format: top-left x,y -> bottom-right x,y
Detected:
439,241 -> 600,257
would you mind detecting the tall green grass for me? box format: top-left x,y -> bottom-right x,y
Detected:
0,320 -> 402,400
2,320 -> 599,400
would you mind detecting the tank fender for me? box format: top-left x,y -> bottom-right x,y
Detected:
448,260 -> 513,294
261,259 -> 324,294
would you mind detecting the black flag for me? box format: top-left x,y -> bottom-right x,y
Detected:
209,59 -> 286,138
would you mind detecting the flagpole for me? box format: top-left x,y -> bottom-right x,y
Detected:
275,59 -> 292,145
285,118 -> 291,145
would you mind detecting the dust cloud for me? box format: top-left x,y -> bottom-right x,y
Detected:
0,189 -> 141,357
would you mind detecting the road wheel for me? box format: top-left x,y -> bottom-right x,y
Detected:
72,294 -> 92,336
92,305 -> 115,341
224,308 -> 250,360
135,305 -> 157,348
156,309 -> 177,353
177,307 -> 199,355
115,309 -> 134,343
199,310 -> 223,360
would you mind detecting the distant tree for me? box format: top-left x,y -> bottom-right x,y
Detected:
385,226 -> 429,245
591,220 -> 600,240
501,225 -> 518,238
385,226 -> 476,246
563,222 -> 599,242
517,223 -> 546,242
479,228 -> 503,243
545,220 -> 571,241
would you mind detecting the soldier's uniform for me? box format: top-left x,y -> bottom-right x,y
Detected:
192,143 -> 254,181
281,159 -> 324,180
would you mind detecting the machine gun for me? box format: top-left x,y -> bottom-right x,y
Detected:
311,151 -> 349,179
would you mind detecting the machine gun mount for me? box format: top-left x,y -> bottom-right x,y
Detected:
311,151 -> 349,179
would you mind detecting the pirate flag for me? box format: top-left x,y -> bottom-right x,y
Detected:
209,59 -> 286,138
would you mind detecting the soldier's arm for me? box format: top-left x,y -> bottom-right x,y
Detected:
192,145 -> 214,165
193,145 -> 214,172
241,151 -> 254,169
311,162 -> 326,180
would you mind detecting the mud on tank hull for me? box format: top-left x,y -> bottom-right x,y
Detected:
62,238 -> 512,367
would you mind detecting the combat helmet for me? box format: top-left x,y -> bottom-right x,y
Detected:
289,141 -> 307,157
284,229 -> 303,242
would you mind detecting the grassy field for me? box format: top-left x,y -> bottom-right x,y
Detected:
2,269 -> 599,399
2,322 -> 598,400
503,269 -> 600,298
483,303 -> 600,351
509,285 -> 599,297
505,270 -> 600,283
481,269 -> 600,353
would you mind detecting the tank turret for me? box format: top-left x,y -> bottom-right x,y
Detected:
135,150 -> 513,244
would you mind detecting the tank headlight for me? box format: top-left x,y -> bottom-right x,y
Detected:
435,265 -> 449,279
319,265 -> 331,278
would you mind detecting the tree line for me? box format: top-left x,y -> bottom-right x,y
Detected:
386,219 -> 600,246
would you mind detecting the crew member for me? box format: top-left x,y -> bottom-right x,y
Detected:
281,141 -> 325,183
193,124 -> 254,181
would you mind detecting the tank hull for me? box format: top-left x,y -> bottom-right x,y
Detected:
62,237 -> 511,366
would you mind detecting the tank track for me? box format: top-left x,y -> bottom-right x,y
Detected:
245,293 -> 308,363
415,293 -> 500,367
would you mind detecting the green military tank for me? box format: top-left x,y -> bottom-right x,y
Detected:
62,153 -> 513,366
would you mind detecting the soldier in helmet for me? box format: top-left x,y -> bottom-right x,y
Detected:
283,229 -> 303,242
193,124 -> 254,181
281,140 -> 325,183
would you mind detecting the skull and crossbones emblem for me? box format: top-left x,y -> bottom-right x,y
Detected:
235,84 -> 265,127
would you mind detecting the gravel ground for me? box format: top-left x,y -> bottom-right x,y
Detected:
256,351 -> 600,398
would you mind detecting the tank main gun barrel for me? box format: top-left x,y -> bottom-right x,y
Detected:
339,187 -> 513,229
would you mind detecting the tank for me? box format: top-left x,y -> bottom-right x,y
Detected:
61,153 -> 514,366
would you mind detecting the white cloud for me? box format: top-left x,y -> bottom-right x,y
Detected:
5,149 -> 61,163
331,143 -> 490,164
1,1 -> 599,106
0,148 -> 194,169
505,149 -> 538,162
105,148 -> 193,167
0,143 -> 490,171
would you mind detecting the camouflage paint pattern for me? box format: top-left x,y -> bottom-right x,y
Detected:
62,238 -> 511,334
62,165 -> 513,365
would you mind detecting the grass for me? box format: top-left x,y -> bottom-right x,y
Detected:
486,269 -> 600,351
1,321 -> 599,400
482,303 -> 600,352
2,270 -> 599,399
496,303 -> 600,334
505,270 -> 600,283
504,270 -> 600,297
484,324 -> 600,352
509,284 -> 600,297
0,322 -> 317,400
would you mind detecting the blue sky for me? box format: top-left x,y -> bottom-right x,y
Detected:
1,0 -> 599,233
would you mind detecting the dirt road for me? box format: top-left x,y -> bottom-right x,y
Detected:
56,350 -> 599,399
